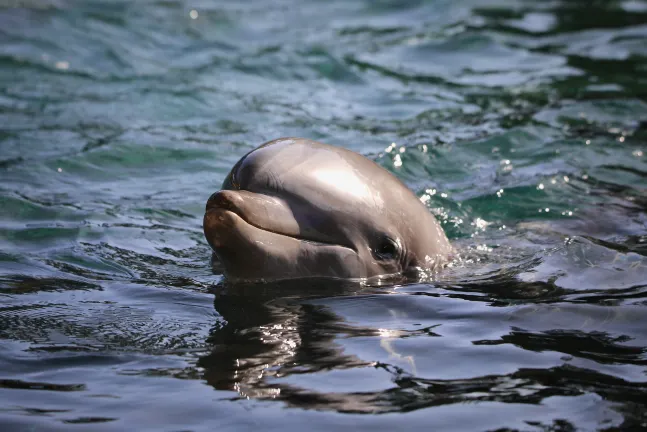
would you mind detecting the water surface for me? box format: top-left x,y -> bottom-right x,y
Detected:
1,0 -> 647,430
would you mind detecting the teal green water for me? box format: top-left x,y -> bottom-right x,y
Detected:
1,0 -> 647,430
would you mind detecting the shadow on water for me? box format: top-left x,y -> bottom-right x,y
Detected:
1,0 -> 647,429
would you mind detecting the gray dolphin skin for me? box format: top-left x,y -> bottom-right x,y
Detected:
203,138 -> 452,284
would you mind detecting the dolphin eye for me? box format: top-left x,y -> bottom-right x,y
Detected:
374,237 -> 400,261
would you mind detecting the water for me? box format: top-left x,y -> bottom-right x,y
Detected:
1,0 -> 647,430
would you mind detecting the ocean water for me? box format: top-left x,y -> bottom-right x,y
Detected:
1,0 -> 647,430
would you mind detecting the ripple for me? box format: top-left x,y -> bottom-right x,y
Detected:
0,379 -> 85,392
1,0 -> 647,430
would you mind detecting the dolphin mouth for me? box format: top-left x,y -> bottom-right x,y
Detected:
203,198 -> 363,283
205,191 -> 246,221
204,190 -> 356,252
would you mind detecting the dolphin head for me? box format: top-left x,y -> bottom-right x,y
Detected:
204,138 -> 451,284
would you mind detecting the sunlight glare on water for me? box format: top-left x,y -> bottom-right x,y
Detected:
1,0 -> 647,430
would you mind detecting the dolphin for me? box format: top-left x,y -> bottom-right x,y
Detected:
203,138 -> 451,284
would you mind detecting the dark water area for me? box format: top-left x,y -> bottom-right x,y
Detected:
1,0 -> 647,430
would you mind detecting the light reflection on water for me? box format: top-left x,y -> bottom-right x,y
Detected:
1,0 -> 647,430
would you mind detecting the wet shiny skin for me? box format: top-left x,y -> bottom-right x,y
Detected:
1,0 -> 647,430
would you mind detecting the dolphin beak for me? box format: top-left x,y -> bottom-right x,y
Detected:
206,190 -> 243,214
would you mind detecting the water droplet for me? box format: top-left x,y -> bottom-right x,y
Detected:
537,183 -> 545,190
473,218 -> 489,230
190,9 -> 199,19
